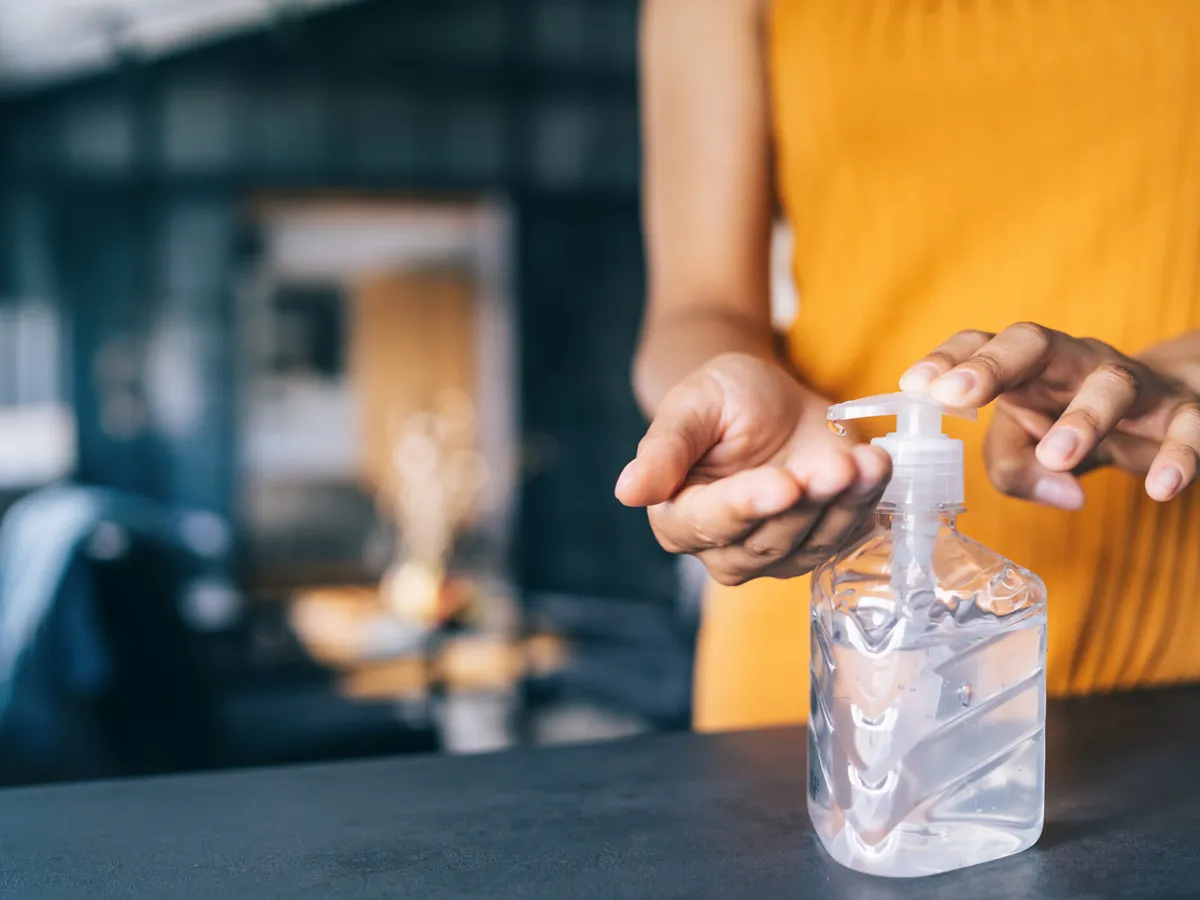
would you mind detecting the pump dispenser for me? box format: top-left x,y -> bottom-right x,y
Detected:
827,391 -> 975,512
808,391 -> 1047,878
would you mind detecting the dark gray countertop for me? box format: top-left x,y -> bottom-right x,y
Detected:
1,688 -> 1198,900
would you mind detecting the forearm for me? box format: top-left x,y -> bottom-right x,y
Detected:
637,0 -> 775,418
632,301 -> 779,416
1139,330 -> 1200,393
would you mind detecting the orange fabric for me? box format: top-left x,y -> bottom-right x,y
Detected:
696,0 -> 1200,732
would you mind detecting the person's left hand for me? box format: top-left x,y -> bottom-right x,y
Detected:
898,322 -> 1200,509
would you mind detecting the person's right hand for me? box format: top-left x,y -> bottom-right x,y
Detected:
614,353 -> 892,585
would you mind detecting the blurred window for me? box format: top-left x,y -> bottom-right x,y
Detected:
0,300 -> 75,488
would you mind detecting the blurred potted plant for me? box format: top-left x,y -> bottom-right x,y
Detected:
377,389 -> 489,629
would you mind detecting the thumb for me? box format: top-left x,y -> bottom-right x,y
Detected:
985,404 -> 1085,510
616,376 -> 725,507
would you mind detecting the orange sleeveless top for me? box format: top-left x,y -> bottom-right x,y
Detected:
695,0 -> 1200,731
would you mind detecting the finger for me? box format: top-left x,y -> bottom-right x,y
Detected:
1004,395 -> 1159,478
780,446 -> 890,563
699,446 -> 890,584
743,446 -> 887,567
1092,431 -> 1158,476
615,376 -> 724,507
647,466 -> 802,554
697,507 -> 825,583
1146,402 -> 1200,501
1036,361 -> 1143,471
899,330 -> 994,392
783,440 -> 858,501
925,322 -> 1059,407
986,404 -> 1085,510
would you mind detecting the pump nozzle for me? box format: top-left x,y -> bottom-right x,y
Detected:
828,392 -> 976,511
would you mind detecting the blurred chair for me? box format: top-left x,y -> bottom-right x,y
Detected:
0,484 -> 440,785
0,485 -> 224,783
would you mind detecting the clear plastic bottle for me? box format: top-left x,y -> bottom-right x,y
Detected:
808,392 -> 1046,878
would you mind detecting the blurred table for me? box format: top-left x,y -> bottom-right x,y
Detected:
286,585 -> 566,698
2,688 -> 1198,899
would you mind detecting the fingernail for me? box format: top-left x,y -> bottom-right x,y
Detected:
1148,466 -> 1183,500
899,362 -> 941,392
1039,429 -> 1080,466
615,461 -> 638,495
1033,477 -> 1085,510
930,369 -> 977,404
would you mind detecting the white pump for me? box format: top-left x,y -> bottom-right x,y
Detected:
828,392 -> 978,621
827,391 -> 976,512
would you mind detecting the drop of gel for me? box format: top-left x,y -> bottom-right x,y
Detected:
959,683 -> 973,707
828,421 -> 847,437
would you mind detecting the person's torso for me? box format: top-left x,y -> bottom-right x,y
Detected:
698,0 -> 1200,732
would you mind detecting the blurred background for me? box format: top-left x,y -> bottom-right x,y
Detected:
0,0 -> 715,784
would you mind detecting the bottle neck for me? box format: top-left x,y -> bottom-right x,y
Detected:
875,509 -> 959,532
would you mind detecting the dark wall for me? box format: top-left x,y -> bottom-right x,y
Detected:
519,199 -> 678,601
0,0 -> 676,605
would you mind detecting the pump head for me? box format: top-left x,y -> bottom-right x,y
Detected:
827,391 -> 976,511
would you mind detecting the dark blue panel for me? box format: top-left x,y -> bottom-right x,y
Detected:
51,187 -> 158,496
516,199 -> 677,604
152,196 -> 237,524
48,188 -> 237,547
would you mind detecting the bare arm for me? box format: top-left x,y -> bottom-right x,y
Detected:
620,0 -> 892,584
634,0 -> 777,415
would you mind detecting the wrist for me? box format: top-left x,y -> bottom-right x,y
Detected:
633,309 -> 779,414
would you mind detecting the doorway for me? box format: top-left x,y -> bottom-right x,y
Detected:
236,198 -> 516,591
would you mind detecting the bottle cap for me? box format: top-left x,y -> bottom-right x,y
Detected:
827,391 -> 976,511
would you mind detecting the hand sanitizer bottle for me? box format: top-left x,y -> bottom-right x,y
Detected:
808,392 -> 1046,878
